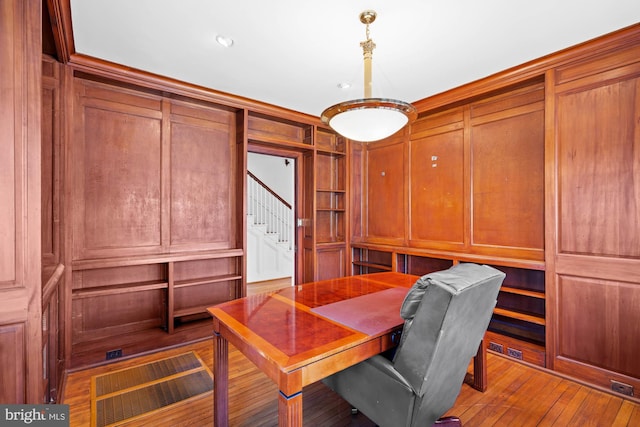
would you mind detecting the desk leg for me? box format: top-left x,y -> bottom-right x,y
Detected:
278,390 -> 303,427
214,330 -> 229,427
472,339 -> 487,392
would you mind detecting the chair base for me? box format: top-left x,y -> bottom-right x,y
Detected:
433,416 -> 462,426
350,407 -> 461,426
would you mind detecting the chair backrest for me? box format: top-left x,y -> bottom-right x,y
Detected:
392,263 -> 505,426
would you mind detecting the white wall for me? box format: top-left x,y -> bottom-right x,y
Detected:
248,152 -> 294,205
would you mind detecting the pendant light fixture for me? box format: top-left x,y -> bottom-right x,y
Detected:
321,10 -> 417,142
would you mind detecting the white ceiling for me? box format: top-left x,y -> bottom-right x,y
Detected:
70,1 -> 639,117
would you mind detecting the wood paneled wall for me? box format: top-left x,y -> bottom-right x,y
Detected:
350,24 -> 640,399
2,0 -> 637,403
41,56 -> 65,403
549,39 -> 640,395
71,80 -> 239,259
0,0 -> 43,403
68,77 -> 243,363
357,81 -> 545,263
365,136 -> 408,246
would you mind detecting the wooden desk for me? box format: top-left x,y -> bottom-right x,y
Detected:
207,272 -> 486,426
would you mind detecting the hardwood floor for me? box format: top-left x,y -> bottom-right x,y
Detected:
247,277 -> 292,295
61,339 -> 640,426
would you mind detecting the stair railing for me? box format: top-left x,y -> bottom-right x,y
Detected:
247,171 -> 293,250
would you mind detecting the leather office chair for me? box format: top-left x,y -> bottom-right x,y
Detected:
323,263 -> 505,427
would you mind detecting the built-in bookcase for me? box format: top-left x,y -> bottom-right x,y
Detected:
313,129 -> 348,280
352,245 -> 546,366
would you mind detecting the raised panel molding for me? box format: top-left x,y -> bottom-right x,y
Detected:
315,245 -> 346,281
556,74 -> 640,259
169,102 -> 236,249
365,139 -> 406,245
72,79 -> 241,260
1,0 -> 42,403
0,323 -> 26,403
549,36 -> 640,396
556,275 -> 640,378
471,109 -> 544,253
409,116 -> 465,248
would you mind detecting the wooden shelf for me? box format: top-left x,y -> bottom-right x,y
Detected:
352,261 -> 393,271
350,243 -> 546,271
500,286 -> 544,299
248,135 -> 312,149
317,148 -> 346,155
352,245 -> 547,351
72,248 -> 244,270
174,274 -> 242,289
493,307 -> 545,326
72,281 -> 168,299
173,306 -> 213,318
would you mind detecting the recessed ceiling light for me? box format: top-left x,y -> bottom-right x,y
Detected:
337,82 -> 351,89
216,35 -> 234,48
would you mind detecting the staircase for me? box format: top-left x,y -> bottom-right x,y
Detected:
247,172 -> 294,283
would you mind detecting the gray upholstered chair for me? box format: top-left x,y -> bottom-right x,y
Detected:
323,263 -> 505,427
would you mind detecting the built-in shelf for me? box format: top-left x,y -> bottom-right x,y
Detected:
493,307 -> 545,325
499,286 -> 545,299
72,281 -> 168,299
352,261 -> 393,272
313,129 -> 348,280
71,251 -> 243,338
174,274 -> 243,289
173,306 -> 213,318
351,244 -> 547,366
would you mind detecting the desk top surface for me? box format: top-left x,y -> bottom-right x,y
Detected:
207,272 -> 419,371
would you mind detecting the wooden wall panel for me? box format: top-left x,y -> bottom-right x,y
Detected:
41,56 -> 65,403
365,139 -> 406,244
174,283 -> 231,311
0,0 -> 42,402
0,0 -> 18,287
556,76 -> 640,258
550,38 -> 640,394
72,264 -> 165,290
471,109 -> 544,253
73,82 -> 163,259
72,291 -> 164,343
301,152 -> 315,283
0,324 -> 25,403
170,102 -> 235,248
41,84 -> 57,268
315,246 -> 346,281
557,275 -> 640,378
403,82 -> 545,260
409,112 -> 465,249
349,142 -> 364,241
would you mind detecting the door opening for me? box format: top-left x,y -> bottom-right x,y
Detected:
246,152 -> 296,289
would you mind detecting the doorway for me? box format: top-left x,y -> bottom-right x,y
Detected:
246,145 -> 308,290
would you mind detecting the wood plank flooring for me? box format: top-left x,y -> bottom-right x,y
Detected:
247,277 -> 292,295
61,339 -> 640,426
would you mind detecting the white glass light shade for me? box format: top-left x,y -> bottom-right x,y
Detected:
321,98 -> 417,142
